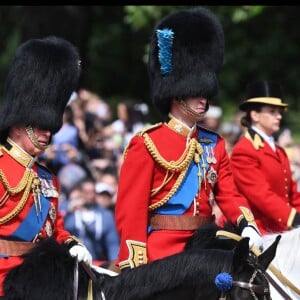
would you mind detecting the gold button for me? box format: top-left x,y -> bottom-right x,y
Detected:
278,218 -> 282,222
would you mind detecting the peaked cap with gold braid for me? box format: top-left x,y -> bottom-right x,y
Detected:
239,80 -> 288,112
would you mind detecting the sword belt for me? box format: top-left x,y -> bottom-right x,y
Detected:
0,239 -> 35,256
149,214 -> 214,230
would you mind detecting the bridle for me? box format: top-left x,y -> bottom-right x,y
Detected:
218,256 -> 271,300
215,230 -> 272,300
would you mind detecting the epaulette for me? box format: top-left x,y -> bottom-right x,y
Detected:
245,128 -> 264,150
36,161 -> 52,173
197,124 -> 221,138
136,122 -> 163,137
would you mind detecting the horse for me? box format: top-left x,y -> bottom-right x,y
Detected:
3,223 -> 280,300
262,227 -> 300,300
213,224 -> 300,300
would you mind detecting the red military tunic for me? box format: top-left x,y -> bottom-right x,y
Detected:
0,139 -> 75,296
230,128 -> 300,234
115,120 -> 252,270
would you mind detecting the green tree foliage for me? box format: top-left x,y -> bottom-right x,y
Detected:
0,6 -> 299,134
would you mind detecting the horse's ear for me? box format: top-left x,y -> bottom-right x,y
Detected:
232,237 -> 250,270
258,235 -> 281,271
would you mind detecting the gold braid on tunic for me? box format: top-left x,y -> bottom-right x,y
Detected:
0,139 -> 39,225
0,170 -> 34,224
143,133 -> 203,211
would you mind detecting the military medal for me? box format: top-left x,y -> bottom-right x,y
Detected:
45,220 -> 53,237
32,175 -> 42,216
205,146 -> 212,164
49,203 -> 56,222
41,178 -> 59,198
210,147 -> 217,164
207,167 -> 218,187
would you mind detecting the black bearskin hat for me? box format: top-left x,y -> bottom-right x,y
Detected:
148,7 -> 224,115
0,36 -> 81,143
239,80 -> 288,111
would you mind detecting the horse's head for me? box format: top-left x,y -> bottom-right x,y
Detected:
216,235 -> 281,300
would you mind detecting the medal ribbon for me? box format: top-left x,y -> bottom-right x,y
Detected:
198,130 -> 217,173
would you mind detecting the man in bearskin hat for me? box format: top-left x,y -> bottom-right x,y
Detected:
0,36 -> 92,297
230,80 -> 300,234
114,7 -> 263,271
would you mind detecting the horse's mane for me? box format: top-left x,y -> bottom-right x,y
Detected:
97,247 -> 234,299
3,238 -> 90,300
96,223 -> 240,299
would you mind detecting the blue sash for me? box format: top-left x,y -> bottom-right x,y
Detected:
155,129 -> 217,215
8,166 -> 51,242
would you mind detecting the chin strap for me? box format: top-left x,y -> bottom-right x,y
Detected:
178,100 -> 206,122
25,126 -> 50,150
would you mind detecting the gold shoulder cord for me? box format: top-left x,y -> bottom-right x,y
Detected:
144,133 -> 204,211
0,169 -> 34,224
144,133 -> 195,171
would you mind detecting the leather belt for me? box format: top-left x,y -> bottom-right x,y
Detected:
149,214 -> 214,230
0,239 -> 35,256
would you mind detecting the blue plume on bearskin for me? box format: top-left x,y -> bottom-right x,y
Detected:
157,28 -> 174,76
148,7 -> 224,115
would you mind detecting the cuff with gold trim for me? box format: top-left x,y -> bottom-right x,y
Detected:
237,206 -> 260,234
119,240 -> 147,270
288,208 -> 300,228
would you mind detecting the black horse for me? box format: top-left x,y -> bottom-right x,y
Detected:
3,223 -> 280,300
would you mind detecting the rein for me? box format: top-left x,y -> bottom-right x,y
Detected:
219,282 -> 270,300
73,258 -> 79,300
232,280 -> 269,295
73,260 -> 95,300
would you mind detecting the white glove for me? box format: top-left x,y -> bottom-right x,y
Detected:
241,225 -> 263,251
69,243 -> 92,266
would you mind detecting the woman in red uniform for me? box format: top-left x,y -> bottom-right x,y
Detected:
230,80 -> 300,234
0,36 -> 92,297
115,7 -> 263,271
